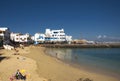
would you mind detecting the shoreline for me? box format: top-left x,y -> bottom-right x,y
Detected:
44,47 -> 120,80
64,60 -> 120,80
0,46 -> 119,81
22,46 -> 119,81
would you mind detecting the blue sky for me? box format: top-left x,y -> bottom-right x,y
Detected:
0,0 -> 120,40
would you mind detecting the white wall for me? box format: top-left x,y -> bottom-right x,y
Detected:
34,33 -> 45,43
0,27 -> 10,40
45,29 -> 67,42
33,28 -> 72,43
10,33 -> 30,43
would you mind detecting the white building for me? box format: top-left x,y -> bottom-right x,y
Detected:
0,27 -> 11,45
86,41 -> 95,44
45,28 -> 72,42
34,33 -> 45,44
0,27 -> 10,40
34,28 -> 72,44
10,32 -> 31,43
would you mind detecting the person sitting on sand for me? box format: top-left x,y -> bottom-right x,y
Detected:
15,69 -> 26,80
15,69 -> 22,80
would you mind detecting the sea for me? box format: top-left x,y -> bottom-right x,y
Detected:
45,47 -> 120,78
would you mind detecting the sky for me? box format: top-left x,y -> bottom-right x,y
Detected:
0,0 -> 120,40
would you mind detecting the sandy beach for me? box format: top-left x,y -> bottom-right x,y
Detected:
0,46 -> 47,81
0,46 -> 119,81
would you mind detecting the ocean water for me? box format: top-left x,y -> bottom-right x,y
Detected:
45,48 -> 120,77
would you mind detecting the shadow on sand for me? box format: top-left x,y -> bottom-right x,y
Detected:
0,54 -> 10,62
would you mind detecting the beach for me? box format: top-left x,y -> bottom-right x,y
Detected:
0,46 -> 47,81
0,46 -> 119,81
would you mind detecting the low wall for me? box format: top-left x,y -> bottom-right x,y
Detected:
41,44 -> 120,48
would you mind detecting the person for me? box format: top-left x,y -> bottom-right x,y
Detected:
14,69 -> 26,81
15,69 -> 23,80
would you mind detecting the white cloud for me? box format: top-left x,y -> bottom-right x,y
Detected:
103,35 -> 107,38
97,35 -> 102,39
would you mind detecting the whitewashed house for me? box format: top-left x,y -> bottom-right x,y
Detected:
34,33 -> 45,44
10,32 -> 31,43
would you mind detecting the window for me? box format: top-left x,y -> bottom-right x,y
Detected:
60,31 -> 64,33
53,32 -> 58,34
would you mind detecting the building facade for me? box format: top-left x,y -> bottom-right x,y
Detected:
0,27 -> 11,45
10,32 -> 31,43
45,29 -> 66,42
0,27 -> 10,40
34,28 -> 72,44
34,33 -> 45,44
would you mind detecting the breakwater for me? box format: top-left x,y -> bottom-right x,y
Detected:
41,44 -> 120,48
